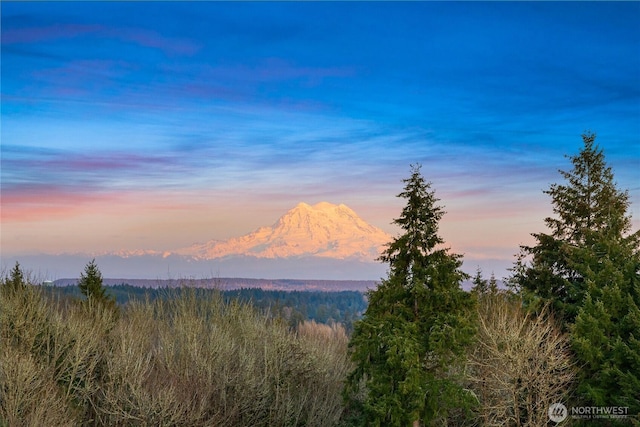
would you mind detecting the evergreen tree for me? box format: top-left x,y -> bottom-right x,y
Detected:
488,272 -> 499,294
471,267 -> 489,294
513,133 -> 638,322
511,133 -> 640,418
78,259 -> 115,307
346,165 -> 476,426
3,261 -> 26,293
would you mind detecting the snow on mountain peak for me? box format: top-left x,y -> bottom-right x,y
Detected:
179,202 -> 392,261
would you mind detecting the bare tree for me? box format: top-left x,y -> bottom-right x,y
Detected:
467,292 -> 575,426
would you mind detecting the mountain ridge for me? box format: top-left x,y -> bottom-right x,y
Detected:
175,201 -> 392,262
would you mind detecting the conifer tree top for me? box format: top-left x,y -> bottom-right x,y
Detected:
380,164 -> 447,274
377,164 -> 469,293
4,261 -> 26,293
544,132 -> 632,244
78,258 -> 107,301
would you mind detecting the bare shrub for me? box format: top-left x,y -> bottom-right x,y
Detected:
0,286 -> 78,426
0,346 -> 76,427
467,292 -> 575,426
1,278 -> 352,427
82,289 -> 350,426
296,320 -> 351,426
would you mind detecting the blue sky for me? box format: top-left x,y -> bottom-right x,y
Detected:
2,1 -> 639,278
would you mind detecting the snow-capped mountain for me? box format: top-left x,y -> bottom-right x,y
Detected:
19,203 -> 393,280
91,249 -> 172,258
176,202 -> 392,262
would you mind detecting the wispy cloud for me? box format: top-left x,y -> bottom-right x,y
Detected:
2,24 -> 101,44
2,22 -> 201,56
201,58 -> 354,85
2,145 -> 183,196
107,27 -> 200,56
1,184 -> 127,222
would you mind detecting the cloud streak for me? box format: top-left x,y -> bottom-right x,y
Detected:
2,22 -> 200,56
2,24 -> 101,44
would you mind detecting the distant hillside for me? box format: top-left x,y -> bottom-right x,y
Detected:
52,277 -> 379,292
51,277 -> 484,292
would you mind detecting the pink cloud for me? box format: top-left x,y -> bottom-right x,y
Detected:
14,151 -> 178,183
2,24 -> 102,44
3,24 -> 200,56
156,59 -> 352,109
107,27 -> 201,56
1,186 -> 126,222
31,59 -> 133,93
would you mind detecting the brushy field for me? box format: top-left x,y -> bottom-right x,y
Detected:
0,283 -> 351,426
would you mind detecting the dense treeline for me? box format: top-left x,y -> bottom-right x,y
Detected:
2,134 -> 638,426
224,288 -> 367,332
41,283 -> 367,332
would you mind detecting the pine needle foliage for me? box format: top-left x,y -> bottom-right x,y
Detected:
471,267 -> 489,294
2,262 -> 26,294
511,133 -> 640,421
346,165 -> 476,426
77,259 -> 116,310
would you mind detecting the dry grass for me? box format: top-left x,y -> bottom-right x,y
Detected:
1,283 -> 351,426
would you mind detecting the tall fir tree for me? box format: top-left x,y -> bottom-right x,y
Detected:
346,165 -> 476,426
78,259 -> 115,308
471,267 -> 489,294
3,261 -> 26,293
488,272 -> 499,294
511,133 -> 640,419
